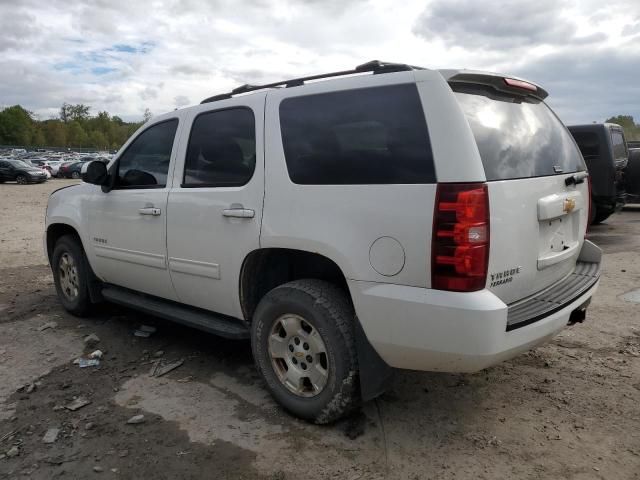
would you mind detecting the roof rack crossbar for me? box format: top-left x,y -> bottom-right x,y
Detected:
200,60 -> 420,104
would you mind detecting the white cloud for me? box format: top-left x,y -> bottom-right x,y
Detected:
0,0 -> 637,124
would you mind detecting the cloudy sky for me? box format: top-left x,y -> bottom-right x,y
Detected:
1,0 -> 639,124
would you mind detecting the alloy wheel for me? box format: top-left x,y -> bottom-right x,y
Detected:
58,252 -> 79,301
268,314 -> 329,397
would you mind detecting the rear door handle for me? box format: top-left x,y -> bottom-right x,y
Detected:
222,208 -> 255,218
139,207 -> 161,216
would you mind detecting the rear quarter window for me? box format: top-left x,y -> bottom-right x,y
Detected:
279,84 -> 435,185
610,130 -> 628,161
570,131 -> 600,159
453,85 -> 585,181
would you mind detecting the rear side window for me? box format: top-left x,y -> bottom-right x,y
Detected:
453,85 -> 585,180
610,130 -> 628,161
279,84 -> 435,184
183,108 -> 256,187
570,131 -> 600,159
117,119 -> 178,188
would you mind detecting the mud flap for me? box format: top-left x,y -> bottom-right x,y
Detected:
578,240 -> 602,263
83,255 -> 104,304
354,316 -> 394,401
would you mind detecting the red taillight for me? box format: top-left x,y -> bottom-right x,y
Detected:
432,183 -> 490,292
587,174 -> 593,229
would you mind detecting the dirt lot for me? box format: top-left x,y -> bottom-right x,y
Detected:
1,180 -> 639,479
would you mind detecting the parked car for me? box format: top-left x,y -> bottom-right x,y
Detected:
43,160 -> 63,177
568,123 -> 628,223
57,161 -> 79,178
625,147 -> 640,203
63,161 -> 89,179
45,61 -> 601,423
28,158 -> 57,176
0,158 -> 48,184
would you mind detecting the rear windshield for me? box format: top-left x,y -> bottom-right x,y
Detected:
453,85 -> 585,181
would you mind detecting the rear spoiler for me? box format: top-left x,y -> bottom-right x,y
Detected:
441,70 -> 549,101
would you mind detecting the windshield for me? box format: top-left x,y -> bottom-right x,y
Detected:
8,159 -> 30,168
453,84 -> 585,180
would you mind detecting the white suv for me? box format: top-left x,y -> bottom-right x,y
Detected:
45,61 -> 601,423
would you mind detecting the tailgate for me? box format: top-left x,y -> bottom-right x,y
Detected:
451,77 -> 588,304
487,176 -> 589,303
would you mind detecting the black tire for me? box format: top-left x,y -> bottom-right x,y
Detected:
16,174 -> 27,185
71,171 -> 80,179
592,207 -> 613,225
251,279 -> 359,424
51,234 -> 93,316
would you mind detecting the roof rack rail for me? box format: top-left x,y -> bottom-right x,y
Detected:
200,60 -> 421,104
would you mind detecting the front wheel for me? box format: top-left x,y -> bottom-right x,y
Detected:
71,171 -> 80,179
16,175 -> 27,185
52,235 -> 92,316
251,279 -> 359,424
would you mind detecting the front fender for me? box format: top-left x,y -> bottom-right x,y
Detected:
45,183 -> 95,266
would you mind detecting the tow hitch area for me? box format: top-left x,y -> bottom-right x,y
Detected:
568,299 -> 591,325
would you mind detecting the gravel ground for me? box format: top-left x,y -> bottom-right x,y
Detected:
0,180 -> 639,479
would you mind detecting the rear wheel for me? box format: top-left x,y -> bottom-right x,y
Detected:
251,279 -> 359,424
71,171 -> 80,179
16,175 -> 27,185
52,235 -> 92,316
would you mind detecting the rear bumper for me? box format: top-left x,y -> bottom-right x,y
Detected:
351,241 -> 602,373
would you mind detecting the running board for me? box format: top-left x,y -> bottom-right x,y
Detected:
101,285 -> 249,340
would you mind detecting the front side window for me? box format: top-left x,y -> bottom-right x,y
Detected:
116,119 -> 178,188
279,84 -> 435,185
183,108 -> 256,187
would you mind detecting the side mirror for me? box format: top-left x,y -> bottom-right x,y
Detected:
81,160 -> 108,186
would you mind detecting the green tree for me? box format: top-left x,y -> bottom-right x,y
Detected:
1,103 -> 148,150
89,130 -> 107,150
0,105 -> 34,145
32,127 -> 46,146
42,119 -> 67,147
67,121 -> 89,147
60,103 -> 91,123
605,115 -> 640,141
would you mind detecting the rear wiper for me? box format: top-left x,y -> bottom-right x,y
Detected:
565,172 -> 589,186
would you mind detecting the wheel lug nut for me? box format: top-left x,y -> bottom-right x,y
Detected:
306,355 -> 312,363
303,343 -> 309,350
294,337 -> 300,345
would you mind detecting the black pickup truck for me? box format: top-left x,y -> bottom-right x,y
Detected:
568,123 -> 628,223
626,146 -> 640,203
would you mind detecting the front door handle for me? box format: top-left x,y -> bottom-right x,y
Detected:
139,207 -> 161,216
222,208 -> 255,218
